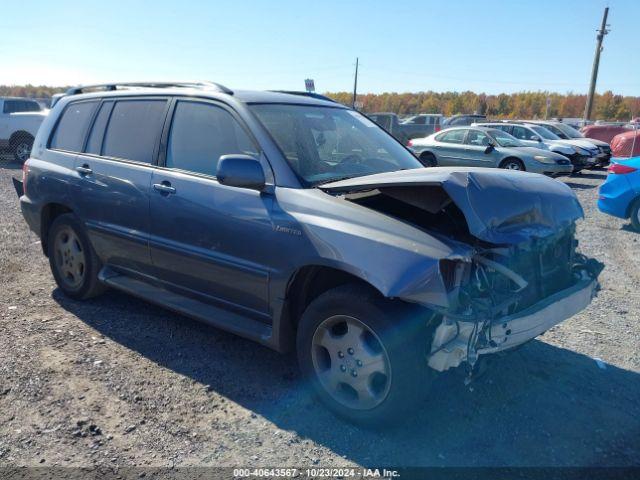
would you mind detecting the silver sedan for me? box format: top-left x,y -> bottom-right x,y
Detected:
409,126 -> 574,175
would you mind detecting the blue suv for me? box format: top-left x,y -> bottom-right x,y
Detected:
16,82 -> 601,425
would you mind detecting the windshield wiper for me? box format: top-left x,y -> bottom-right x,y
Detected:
313,174 -> 363,187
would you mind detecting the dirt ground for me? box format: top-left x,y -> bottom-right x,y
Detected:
1,158 -> 639,471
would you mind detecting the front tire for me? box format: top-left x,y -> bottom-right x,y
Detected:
47,214 -> 106,300
296,284 -> 433,426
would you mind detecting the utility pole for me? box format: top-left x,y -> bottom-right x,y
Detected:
352,57 -> 359,109
584,7 -> 610,122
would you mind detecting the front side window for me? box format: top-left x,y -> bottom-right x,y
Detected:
488,129 -> 522,147
437,129 -> 467,144
530,125 -> 560,140
465,130 -> 490,146
102,99 -> 167,163
49,101 -> 99,152
251,104 -> 421,186
512,126 -> 537,141
166,101 -> 258,176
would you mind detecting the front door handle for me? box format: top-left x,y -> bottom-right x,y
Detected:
76,165 -> 93,175
153,182 -> 176,194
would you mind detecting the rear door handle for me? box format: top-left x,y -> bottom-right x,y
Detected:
153,182 -> 176,194
76,165 -> 93,175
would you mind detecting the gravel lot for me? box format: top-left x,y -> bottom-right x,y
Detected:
1,158 -> 639,471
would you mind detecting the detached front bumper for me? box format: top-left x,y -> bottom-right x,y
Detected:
477,275 -> 597,355
428,269 -> 600,372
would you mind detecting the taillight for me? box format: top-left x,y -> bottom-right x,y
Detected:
435,125 -> 441,132
407,139 -> 413,147
608,162 -> 638,174
22,162 -> 29,196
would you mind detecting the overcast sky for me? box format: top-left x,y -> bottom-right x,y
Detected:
1,0 -> 637,95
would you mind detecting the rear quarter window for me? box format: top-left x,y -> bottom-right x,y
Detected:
49,101 -> 99,152
102,99 -> 167,163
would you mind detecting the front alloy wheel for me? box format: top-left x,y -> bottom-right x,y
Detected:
297,284 -> 433,426
312,315 -> 392,410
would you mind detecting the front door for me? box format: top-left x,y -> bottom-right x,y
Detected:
148,99 -> 274,318
462,129 -> 500,167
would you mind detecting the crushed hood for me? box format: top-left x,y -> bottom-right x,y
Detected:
320,167 -> 584,245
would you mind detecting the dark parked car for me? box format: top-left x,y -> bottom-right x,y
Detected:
16,82 -> 601,425
441,114 -> 486,129
368,112 -> 436,144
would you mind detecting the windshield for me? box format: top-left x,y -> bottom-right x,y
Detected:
554,123 -> 584,138
250,104 -> 422,186
530,125 -> 560,140
488,129 -> 522,147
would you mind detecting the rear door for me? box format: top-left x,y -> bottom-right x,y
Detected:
148,98 -> 273,318
432,129 -> 468,165
73,97 -> 170,274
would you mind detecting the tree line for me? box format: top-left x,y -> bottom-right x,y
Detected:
1,84 -> 637,121
327,90 -> 640,121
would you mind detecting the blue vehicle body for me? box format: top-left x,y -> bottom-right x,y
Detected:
598,156 -> 640,219
16,83 -> 601,374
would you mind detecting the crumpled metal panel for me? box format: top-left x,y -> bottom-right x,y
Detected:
321,167 -> 584,245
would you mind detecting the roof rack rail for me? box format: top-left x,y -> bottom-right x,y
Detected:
65,81 -> 233,96
270,90 -> 337,103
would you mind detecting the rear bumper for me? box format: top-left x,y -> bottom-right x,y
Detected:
19,195 -> 41,237
597,173 -> 638,219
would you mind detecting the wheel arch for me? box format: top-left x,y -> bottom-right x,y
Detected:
277,264 -> 386,352
499,156 -> 525,170
9,130 -> 35,146
40,203 -> 74,256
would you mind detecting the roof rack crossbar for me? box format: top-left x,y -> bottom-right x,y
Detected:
269,90 -> 336,103
65,81 -> 233,96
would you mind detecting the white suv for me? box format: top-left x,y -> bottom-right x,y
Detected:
0,97 -> 48,163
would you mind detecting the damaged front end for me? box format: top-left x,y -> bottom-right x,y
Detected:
427,231 -> 602,371
321,168 -> 603,372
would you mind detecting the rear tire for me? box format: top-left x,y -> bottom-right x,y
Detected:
499,158 -> 525,171
419,152 -> 437,167
12,133 -> 34,164
296,284 -> 434,427
47,214 -> 106,300
630,198 -> 640,232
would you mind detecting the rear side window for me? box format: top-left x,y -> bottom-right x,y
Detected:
85,102 -> 113,155
102,100 -> 167,163
49,101 -> 99,152
166,101 -> 258,176
436,129 -> 466,144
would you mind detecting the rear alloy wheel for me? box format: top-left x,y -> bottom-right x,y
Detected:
630,198 -> 640,232
500,158 -> 525,171
47,214 -> 106,300
297,284 -> 433,426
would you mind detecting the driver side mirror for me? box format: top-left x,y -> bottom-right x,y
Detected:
484,142 -> 496,154
531,135 -> 542,142
217,155 -> 266,191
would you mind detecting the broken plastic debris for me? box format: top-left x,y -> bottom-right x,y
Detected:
8,306 -> 17,310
